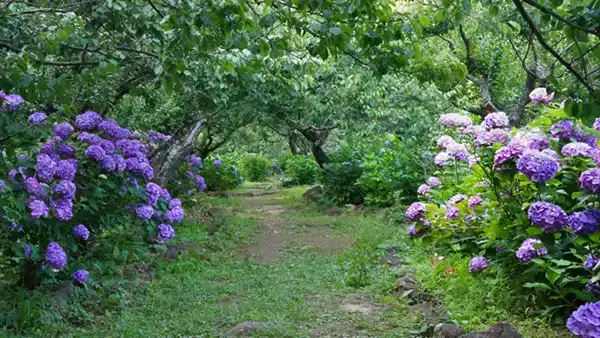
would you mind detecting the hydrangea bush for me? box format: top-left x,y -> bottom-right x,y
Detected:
0,94 -> 184,288
173,153 -> 240,194
403,89 -> 600,332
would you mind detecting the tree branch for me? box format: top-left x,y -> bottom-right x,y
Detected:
147,0 -> 164,17
521,0 -> 599,36
513,0 -> 596,94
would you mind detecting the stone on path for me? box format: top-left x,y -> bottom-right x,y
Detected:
434,323 -> 467,338
302,185 -> 323,202
458,321 -> 522,338
225,321 -> 266,337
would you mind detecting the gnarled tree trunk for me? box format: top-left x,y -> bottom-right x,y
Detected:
298,126 -> 332,168
153,119 -> 204,186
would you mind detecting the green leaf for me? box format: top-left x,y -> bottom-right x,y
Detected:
523,282 -> 551,290
418,15 -> 430,27
546,270 -> 560,284
329,27 -> 342,35
526,226 -> 543,236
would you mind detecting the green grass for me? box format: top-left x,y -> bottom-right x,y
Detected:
0,186 -> 574,337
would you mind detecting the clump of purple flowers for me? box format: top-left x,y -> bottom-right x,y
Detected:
73,224 -> 90,241
568,210 -> 600,235
562,142 -> 595,157
527,202 -> 567,233
439,113 -> 473,128
567,302 -> 600,338
417,184 -> 430,195
75,111 -> 103,130
585,255 -> 600,270
426,177 -> 441,187
447,194 -> 467,206
484,112 -> 509,129
434,152 -> 451,167
516,149 -> 560,183
529,87 -> 553,104
580,168 -> 600,194
45,242 -> 67,270
73,269 -> 90,284
468,256 -> 489,274
28,112 -> 47,125
406,202 -> 426,221
550,120 -> 574,140
445,206 -> 460,220
468,195 -> 482,208
516,238 -> 548,263
156,223 -> 175,243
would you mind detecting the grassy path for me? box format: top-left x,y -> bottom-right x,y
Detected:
71,184 -> 413,337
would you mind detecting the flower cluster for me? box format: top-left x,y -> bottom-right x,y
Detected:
516,149 -> 560,183
527,202 -> 567,233
567,302 -> 600,338
0,91 -> 25,111
439,113 -> 473,128
468,256 -> 488,274
529,87 -> 554,104
516,238 -> 548,263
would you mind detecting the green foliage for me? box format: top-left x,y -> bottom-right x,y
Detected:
278,154 -> 320,187
196,156 -> 241,192
321,159 -> 365,205
238,154 -> 270,182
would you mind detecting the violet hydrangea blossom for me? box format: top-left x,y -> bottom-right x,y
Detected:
439,113 -> 473,128
468,195 -> 483,208
417,184 -> 430,195
562,142 -> 595,157
54,122 -> 74,140
529,87 -> 554,104
527,202 -> 567,233
85,145 -> 106,161
447,194 -> 467,206
568,210 -> 600,235
484,112 -> 509,129
406,202 -> 426,221
426,177 -> 441,187
445,206 -> 460,220
550,120 -> 574,140
29,199 -> 49,219
73,269 -> 90,284
516,149 -> 560,183
75,111 -> 103,130
136,204 -> 154,221
434,152 -> 451,167
585,255 -> 600,270
28,112 -> 47,125
73,224 -> 90,241
580,168 -> 600,194
468,256 -> 489,274
516,238 -> 548,262
35,154 -> 57,182
436,135 -> 455,149
156,223 -> 175,243
45,242 -> 67,270
567,302 -> 600,338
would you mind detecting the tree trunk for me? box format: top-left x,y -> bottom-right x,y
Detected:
153,119 -> 204,186
288,130 -> 302,155
22,260 -> 38,290
509,71 -> 537,126
298,126 -> 332,168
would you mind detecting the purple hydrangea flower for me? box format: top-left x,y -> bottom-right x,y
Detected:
54,180 -> 76,199
446,143 -> 469,161
585,255 -> 600,270
45,242 -> 67,270
29,199 -> 49,219
136,205 -> 154,221
594,118 -> 600,132
73,224 -> 90,241
0,179 -> 5,192
445,206 -> 460,220
75,111 -> 103,130
156,223 -> 176,243
581,168 -> 600,194
9,222 -> 17,231
406,220 -> 431,237
406,202 -> 426,221
484,112 -> 509,129
567,302 -> 600,338
195,175 -> 205,188
25,177 -> 41,194
58,144 -> 76,158
125,158 -> 140,171
101,156 -> 116,172
562,142 -> 594,157
2,93 -> 25,110
568,210 -> 600,235
529,87 -> 553,104
516,149 -> 560,183
468,195 -> 483,208
439,113 -> 473,128
35,154 -> 56,182
56,160 -> 76,181
28,112 -> 47,125
78,132 -> 102,144
384,140 -> 391,147
436,135 -> 455,149
527,202 -> 567,233
55,198 -> 73,221
417,184 -> 430,195
434,152 -> 451,167
41,141 -> 56,155
468,256 -> 489,274
138,163 -> 154,180
213,159 -> 222,167
186,171 -> 195,178
426,177 -> 441,187
25,244 -> 31,257
587,282 -> 600,296
73,269 -> 90,284
516,238 -> 548,263
54,122 -> 74,140
448,194 -> 467,206
112,155 -> 126,173
165,207 -> 184,223
190,155 -> 203,168
98,140 -> 115,154
85,145 -> 106,161
550,120 -> 574,140
169,198 -> 182,209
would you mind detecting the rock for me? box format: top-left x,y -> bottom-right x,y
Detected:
225,322 -> 266,337
434,323 -> 466,338
302,185 -> 323,202
393,275 -> 418,298
340,295 -> 378,315
486,322 -> 522,338
458,322 -> 521,338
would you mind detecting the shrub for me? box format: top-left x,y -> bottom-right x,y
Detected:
403,92 -> 600,324
320,146 -> 365,205
238,154 -> 270,182
279,154 -> 319,187
177,154 -> 241,192
0,94 -> 183,289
